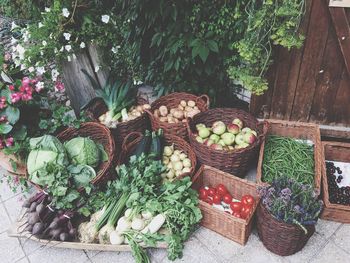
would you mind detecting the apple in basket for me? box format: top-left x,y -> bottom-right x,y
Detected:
212,121 -> 226,135
235,133 -> 245,145
243,132 -> 257,144
232,118 -> 243,129
227,123 -> 240,135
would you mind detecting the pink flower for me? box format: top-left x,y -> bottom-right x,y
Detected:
10,93 -> 21,103
0,97 -> 7,109
21,77 -> 31,87
55,81 -> 65,92
6,137 -> 14,147
21,93 -> 32,101
35,81 -> 44,92
0,116 -> 7,123
8,85 -> 15,91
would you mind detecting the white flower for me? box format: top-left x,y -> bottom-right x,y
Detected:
62,8 -> 70,18
22,30 -> 30,42
36,66 -> 46,75
65,45 -> 72,52
80,42 -> 86,48
28,67 -> 35,73
67,55 -> 71,62
42,40 -> 47,46
35,81 -> 44,92
15,44 -> 25,60
127,19 -> 130,23
45,7 -> 51,12
111,45 -> 120,54
11,22 -> 19,30
54,48 -> 58,54
40,51 -> 44,56
20,64 -> 26,71
38,22 -> 44,28
101,15 -> 110,24
11,37 -> 17,45
59,46 -> 64,52
51,69 -> 59,81
95,65 -> 100,72
49,33 -> 53,39
63,32 -> 71,41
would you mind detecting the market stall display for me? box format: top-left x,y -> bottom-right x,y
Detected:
192,165 -> 260,245
146,92 -> 209,140
256,119 -> 322,192
188,108 -> 267,177
321,141 -> 350,223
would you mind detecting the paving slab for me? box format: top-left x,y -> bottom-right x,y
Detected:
28,246 -> 89,263
0,202 -> 11,234
310,240 -> 350,263
0,232 -> 26,263
0,173 -> 19,201
15,257 -> 30,263
3,193 -> 25,222
90,251 -> 135,263
331,224 -> 350,252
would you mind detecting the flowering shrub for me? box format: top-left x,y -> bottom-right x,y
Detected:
258,177 -> 323,226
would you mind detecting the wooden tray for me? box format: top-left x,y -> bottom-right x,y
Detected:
8,216 -> 167,252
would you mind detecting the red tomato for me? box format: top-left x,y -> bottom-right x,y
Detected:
216,184 -> 228,196
199,188 -> 208,200
205,198 -> 213,205
208,187 -> 216,197
212,194 -> 222,204
230,202 -> 242,213
240,205 -> 252,219
223,193 -> 232,204
232,212 -> 241,218
241,194 -> 255,207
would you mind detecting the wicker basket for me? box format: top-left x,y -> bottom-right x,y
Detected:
85,97 -> 150,151
256,119 -> 322,192
0,152 -> 26,176
118,131 -> 197,180
56,122 -> 116,186
321,141 -> 350,223
187,108 -> 268,177
257,202 -> 315,256
191,165 -> 259,245
146,92 -> 209,141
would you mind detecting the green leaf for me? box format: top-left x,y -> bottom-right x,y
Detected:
207,40 -> 219,53
191,46 -> 200,59
164,60 -> 174,72
1,89 -> 11,102
0,123 -> 13,134
1,71 -> 13,84
198,46 -> 209,62
5,106 -> 20,124
12,125 -> 27,140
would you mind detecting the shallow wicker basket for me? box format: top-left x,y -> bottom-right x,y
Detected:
187,108 -> 268,177
118,131 -> 197,180
192,165 -> 260,245
321,141 -> 350,223
85,97 -> 150,151
56,122 -> 116,186
257,202 -> 315,256
146,92 -> 209,141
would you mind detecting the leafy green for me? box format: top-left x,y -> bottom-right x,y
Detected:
69,164 -> 96,189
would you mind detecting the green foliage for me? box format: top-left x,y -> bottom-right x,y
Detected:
0,0 -> 51,20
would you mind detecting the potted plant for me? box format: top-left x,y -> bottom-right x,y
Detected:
257,177 -> 323,256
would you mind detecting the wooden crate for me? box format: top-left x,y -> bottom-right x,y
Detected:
321,141 -> 350,223
256,119 -> 322,192
191,165 -> 259,245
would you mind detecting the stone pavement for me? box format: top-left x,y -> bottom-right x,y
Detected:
1,170 -> 349,263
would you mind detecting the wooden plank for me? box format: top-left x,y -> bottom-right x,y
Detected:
331,68 -> 350,125
87,44 -> 109,87
291,0 -> 330,121
329,7 -> 350,78
284,0 -> 314,120
8,218 -> 167,251
62,50 -> 97,114
309,24 -> 344,123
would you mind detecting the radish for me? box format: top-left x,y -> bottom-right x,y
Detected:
148,214 -> 166,234
131,218 -> 145,231
28,212 -> 40,225
32,222 -> 45,236
109,231 -> 124,245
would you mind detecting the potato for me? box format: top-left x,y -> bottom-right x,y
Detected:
184,106 -> 192,112
159,117 -> 168,122
182,119 -> 187,122
173,110 -> 184,119
159,105 -> 168,117
154,109 -> 160,118
170,108 -> 176,114
193,106 -> 199,110
167,116 -> 175,123
174,118 -> 179,123
180,100 -> 187,107
136,105 -> 143,112
187,100 -> 196,107
143,104 -> 151,110
178,105 -> 184,111
187,109 -> 200,118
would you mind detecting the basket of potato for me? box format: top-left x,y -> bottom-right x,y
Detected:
146,92 -> 209,141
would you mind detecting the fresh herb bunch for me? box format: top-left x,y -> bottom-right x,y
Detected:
258,177 -> 323,226
262,135 -> 315,185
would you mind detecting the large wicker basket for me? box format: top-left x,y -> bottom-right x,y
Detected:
118,131 -> 197,180
191,165 -> 259,245
256,119 -> 322,192
85,97 -> 150,151
257,202 -> 315,256
321,141 -> 350,223
146,92 -> 209,141
56,122 -> 116,186
187,108 -> 268,177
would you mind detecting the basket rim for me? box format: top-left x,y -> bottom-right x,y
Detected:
256,119 -> 322,193
321,140 -> 350,211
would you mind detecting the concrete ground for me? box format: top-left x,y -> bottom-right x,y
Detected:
1,170 -> 349,263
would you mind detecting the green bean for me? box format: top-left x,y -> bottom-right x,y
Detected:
262,135 -> 315,185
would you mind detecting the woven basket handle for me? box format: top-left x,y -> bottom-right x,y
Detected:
144,109 -> 155,121
196,94 -> 210,109
121,132 -> 143,152
257,120 -> 269,143
191,165 -> 204,183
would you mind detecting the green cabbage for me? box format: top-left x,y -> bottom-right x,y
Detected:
27,135 -> 69,185
64,137 -> 101,168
